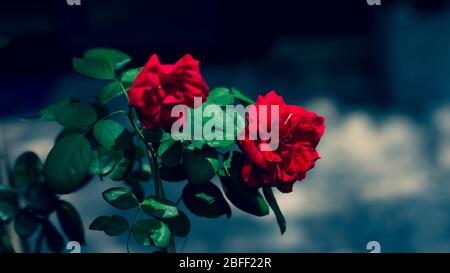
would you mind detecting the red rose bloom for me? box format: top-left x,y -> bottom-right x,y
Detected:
238,91 -> 325,193
129,54 -> 209,131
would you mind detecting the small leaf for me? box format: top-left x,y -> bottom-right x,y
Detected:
132,219 -> 171,249
43,220 -> 64,253
44,134 -> 92,194
0,185 -> 19,222
183,147 -> 219,184
162,210 -> 190,237
89,215 -> 129,236
89,147 -> 122,176
160,164 -> 187,182
182,182 -> 231,218
12,152 -> 43,188
108,154 -> 133,181
55,128 -> 84,143
158,139 -> 183,168
231,87 -> 254,105
14,209 -> 39,237
73,58 -> 114,80
263,187 -> 286,235
207,87 -> 235,105
89,216 -> 111,230
102,187 -> 139,210
57,200 -> 85,244
54,103 -> 97,128
94,120 -> 133,150
83,48 -> 131,70
121,67 -> 143,83
40,99 -> 76,121
141,197 -> 179,219
96,81 -> 123,105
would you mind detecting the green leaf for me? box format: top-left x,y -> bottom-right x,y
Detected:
89,215 -> 129,236
55,128 -> 84,143
83,48 -> 131,70
183,147 -> 219,184
162,210 -> 190,237
14,209 -> 39,237
182,182 -> 231,218
89,216 -> 110,230
0,185 -> 19,222
54,103 -> 97,128
158,139 -> 183,168
219,152 -> 269,217
231,87 -> 254,105
263,187 -> 286,235
40,99 -> 76,121
108,153 -> 133,181
89,147 -> 122,176
96,81 -> 123,105
12,152 -> 43,188
121,67 -> 143,83
132,219 -> 171,249
73,57 -> 114,80
141,197 -> 179,219
102,187 -> 139,210
57,200 -> 85,244
43,220 -> 64,253
26,183 -> 58,214
207,87 -> 235,105
44,134 -> 92,194
160,164 -> 187,182
94,120 -> 133,150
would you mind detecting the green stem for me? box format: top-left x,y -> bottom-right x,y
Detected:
126,206 -> 141,253
119,81 -> 129,100
122,83 -> 176,253
145,146 -> 176,253
263,187 -> 286,235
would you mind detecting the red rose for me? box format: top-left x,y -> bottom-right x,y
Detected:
129,54 -> 209,131
238,91 -> 325,193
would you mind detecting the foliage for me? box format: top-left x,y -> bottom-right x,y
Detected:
0,48 -> 288,253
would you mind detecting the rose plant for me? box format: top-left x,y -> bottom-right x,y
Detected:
0,48 -> 324,253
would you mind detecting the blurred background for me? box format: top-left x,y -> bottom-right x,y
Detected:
1,0 -> 450,252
